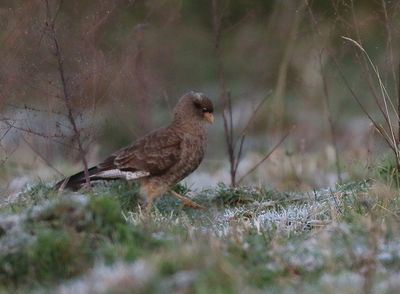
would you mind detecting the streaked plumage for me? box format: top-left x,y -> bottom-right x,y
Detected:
55,91 -> 214,208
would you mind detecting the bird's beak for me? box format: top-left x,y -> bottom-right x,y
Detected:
203,112 -> 214,124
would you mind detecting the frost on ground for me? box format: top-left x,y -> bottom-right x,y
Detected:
0,179 -> 400,293
58,261 -> 155,294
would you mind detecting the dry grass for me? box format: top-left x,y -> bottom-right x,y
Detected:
0,179 -> 399,293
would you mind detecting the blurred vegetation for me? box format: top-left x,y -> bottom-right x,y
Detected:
1,1 -> 400,292
1,0 -> 399,191
0,179 -> 399,292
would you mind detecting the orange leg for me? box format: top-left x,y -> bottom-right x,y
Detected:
144,198 -> 154,212
169,190 -> 205,209
140,181 -> 162,213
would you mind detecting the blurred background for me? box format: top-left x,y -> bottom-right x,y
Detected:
0,0 -> 399,195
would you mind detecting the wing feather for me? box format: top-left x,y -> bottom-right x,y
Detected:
99,127 -> 182,176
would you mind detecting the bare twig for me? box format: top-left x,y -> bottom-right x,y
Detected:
335,56 -> 395,153
211,0 -> 229,126
398,63 -> 400,145
306,0 -> 400,171
234,134 -> 246,176
237,126 -> 294,184
225,93 -> 236,184
342,36 -> 400,163
211,1 -> 282,186
272,1 -> 305,130
320,31 -> 400,170
5,103 -> 66,117
0,125 -> 12,143
212,0 -> 237,185
381,0 -> 398,96
132,24 -> 152,131
234,91 -> 272,146
348,0 -> 391,130
305,1 -> 342,183
22,136 -> 64,176
348,0 -> 400,171
45,0 -> 91,188
2,119 -> 74,148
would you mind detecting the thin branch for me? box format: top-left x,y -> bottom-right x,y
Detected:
234,134 -> 246,175
349,0 -> 400,163
237,126 -> 294,184
348,0 -> 391,130
381,0 -> 398,96
22,136 -> 64,176
211,1 -> 281,186
0,125 -> 12,142
4,122 -> 62,139
228,92 -> 234,148
232,94 -> 272,182
224,94 -> 236,184
45,0 -> 91,187
333,53 -> 396,155
305,1 -> 342,183
234,91 -> 271,147
398,63 -> 400,146
5,103 -> 66,117
341,36 -> 400,158
272,1 -> 305,130
212,0 -> 236,185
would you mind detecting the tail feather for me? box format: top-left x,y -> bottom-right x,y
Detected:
54,166 -> 150,191
54,166 -> 99,191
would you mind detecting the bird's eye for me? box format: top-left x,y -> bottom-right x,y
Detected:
202,108 -> 208,113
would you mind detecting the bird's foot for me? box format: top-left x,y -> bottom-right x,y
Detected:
169,190 -> 205,209
137,198 -> 153,215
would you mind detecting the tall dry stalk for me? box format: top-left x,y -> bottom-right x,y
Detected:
272,1 -> 306,131
211,1 -> 293,186
305,0 -> 342,184
307,0 -> 400,172
341,36 -> 400,169
211,0 -> 236,185
45,0 -> 91,187
0,125 -> 13,166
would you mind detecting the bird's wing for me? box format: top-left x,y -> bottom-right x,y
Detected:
98,127 -> 182,176
55,127 -> 182,190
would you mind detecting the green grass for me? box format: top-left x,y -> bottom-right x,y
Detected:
0,179 -> 400,293
377,156 -> 400,188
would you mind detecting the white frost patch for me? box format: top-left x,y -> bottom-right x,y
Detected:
202,199 -> 333,237
0,214 -> 32,254
27,193 -> 89,219
8,176 -> 34,192
0,214 -> 24,232
320,271 -> 364,293
163,270 -> 198,290
377,240 -> 400,263
58,260 -> 154,294
184,171 -> 230,190
0,180 -> 39,208
375,272 -> 400,293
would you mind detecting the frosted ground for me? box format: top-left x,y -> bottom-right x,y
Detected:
1,179 -> 400,293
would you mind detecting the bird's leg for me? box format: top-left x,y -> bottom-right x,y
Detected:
144,199 -> 153,215
142,194 -> 156,215
169,190 -> 205,209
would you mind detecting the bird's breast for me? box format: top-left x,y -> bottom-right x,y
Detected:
171,131 -> 207,183
182,132 -> 206,162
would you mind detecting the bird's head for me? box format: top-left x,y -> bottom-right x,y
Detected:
173,91 -> 214,125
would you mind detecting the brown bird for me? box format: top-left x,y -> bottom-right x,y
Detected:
55,91 -> 214,209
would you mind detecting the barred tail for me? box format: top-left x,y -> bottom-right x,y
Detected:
54,166 -> 99,191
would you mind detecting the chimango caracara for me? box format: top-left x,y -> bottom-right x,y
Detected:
55,92 -> 214,209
